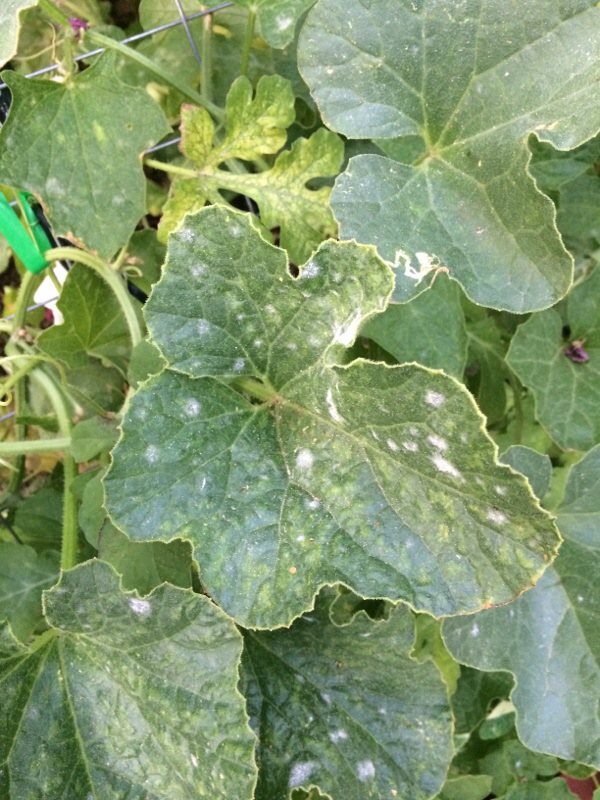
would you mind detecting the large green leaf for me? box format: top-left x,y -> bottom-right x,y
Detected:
242,592 -> 453,800
0,560 -> 257,799
361,274 -> 468,378
443,445 -> 600,768
506,267 -> 600,451
37,264 -> 136,413
298,0 -> 600,312
160,78 -> 342,263
105,205 -> 558,628
0,542 -> 59,642
0,0 -> 37,64
0,52 -> 170,258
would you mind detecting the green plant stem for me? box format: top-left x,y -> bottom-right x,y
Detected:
0,436 -> 71,456
201,7 -> 213,105
144,158 -> 198,178
230,376 -> 276,403
38,0 -> 71,26
30,368 -> 77,571
3,271 -> 38,498
45,247 -> 143,347
85,30 -> 224,122
240,9 -> 256,77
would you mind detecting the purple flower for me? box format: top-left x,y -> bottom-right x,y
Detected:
564,341 -> 589,363
68,18 -> 88,34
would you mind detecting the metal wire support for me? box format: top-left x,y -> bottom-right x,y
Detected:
0,2 -> 234,89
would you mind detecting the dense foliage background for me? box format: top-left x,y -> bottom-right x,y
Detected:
0,1 -> 599,798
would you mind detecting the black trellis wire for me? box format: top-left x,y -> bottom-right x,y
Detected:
0,1 -> 236,331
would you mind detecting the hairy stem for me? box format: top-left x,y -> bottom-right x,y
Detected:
30,368 -> 77,571
201,7 -> 213,104
230,376 -> 276,403
240,9 -> 256,78
144,158 -> 198,179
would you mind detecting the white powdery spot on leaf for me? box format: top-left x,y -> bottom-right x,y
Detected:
301,259 -> 320,278
329,729 -> 348,743
332,311 -> 362,347
471,623 -> 480,637
425,390 -> 445,407
178,228 -> 194,243
184,398 -> 201,417
128,597 -> 152,616
357,760 -> 375,781
190,262 -> 206,277
232,358 -> 245,372
386,438 -> 400,452
495,485 -> 507,496
296,449 -> 314,470
321,692 -> 332,704
431,453 -> 462,480
289,762 -> 315,788
190,754 -> 199,768
403,441 -> 418,452
487,508 -> 507,524
326,388 -> 346,424
197,320 -> 210,335
277,15 -> 293,31
427,434 -> 447,450
306,498 -> 320,510
145,445 -> 160,464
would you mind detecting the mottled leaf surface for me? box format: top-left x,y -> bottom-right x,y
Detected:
159,78 -> 342,262
443,446 -> 600,768
299,0 -> 600,311
105,205 -> 558,628
0,560 -> 257,799
242,593 -> 453,800
37,264 -> 135,412
507,267 -> 600,451
0,52 -> 169,257
0,543 -> 59,641
0,0 -> 37,64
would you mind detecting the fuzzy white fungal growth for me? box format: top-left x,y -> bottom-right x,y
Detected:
128,597 -> 152,616
289,763 -> 315,787
296,449 -> 314,470
431,453 -> 462,480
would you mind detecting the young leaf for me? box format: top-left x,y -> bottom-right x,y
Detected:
105,205 -> 559,628
0,52 -> 170,258
0,560 -> 257,798
241,594 -> 453,800
0,542 -> 59,642
37,264 -> 136,413
190,75 -> 296,164
0,0 -> 37,64
71,416 -> 119,463
443,445 -> 600,769
507,267 -> 600,451
233,0 -> 317,48
159,78 -> 342,263
298,0 -> 600,311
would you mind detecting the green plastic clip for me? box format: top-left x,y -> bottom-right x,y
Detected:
0,191 -> 53,274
